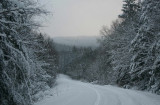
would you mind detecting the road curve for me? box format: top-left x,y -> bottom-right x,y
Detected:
34,74 -> 160,105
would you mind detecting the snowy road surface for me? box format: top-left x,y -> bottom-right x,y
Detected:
34,74 -> 160,105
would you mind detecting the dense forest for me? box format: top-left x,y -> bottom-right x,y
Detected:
0,0 -> 160,105
0,0 -> 58,105
59,46 -> 98,81
97,0 -> 160,94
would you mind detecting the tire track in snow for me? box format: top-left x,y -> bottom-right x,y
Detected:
94,85 -> 123,105
94,85 -> 142,105
74,81 -> 101,105
88,86 -> 101,105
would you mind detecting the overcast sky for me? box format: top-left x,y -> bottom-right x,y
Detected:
39,0 -> 123,37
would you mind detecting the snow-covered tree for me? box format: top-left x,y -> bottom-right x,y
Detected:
119,0 -> 140,20
0,0 -> 58,105
130,0 -> 160,93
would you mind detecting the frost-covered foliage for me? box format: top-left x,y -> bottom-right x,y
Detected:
98,0 -> 160,94
97,20 -> 135,85
130,0 -> 160,94
97,0 -> 141,85
26,33 -> 59,102
119,0 -> 140,20
0,0 -> 58,105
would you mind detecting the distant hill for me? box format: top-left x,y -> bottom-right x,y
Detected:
54,43 -> 73,52
53,36 -> 99,48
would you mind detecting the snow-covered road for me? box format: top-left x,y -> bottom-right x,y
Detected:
34,74 -> 160,105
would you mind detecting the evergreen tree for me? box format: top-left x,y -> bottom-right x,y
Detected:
130,0 -> 160,92
119,0 -> 140,20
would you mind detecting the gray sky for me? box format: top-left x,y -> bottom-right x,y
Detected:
39,0 -> 123,37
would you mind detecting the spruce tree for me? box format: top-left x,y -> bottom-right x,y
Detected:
130,0 -> 160,92
119,0 -> 140,20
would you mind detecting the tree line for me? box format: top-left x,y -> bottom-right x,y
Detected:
0,0 -> 58,105
97,0 -> 160,94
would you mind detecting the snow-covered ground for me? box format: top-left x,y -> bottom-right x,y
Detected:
34,74 -> 160,105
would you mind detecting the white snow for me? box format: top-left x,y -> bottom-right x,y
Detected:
34,74 -> 160,105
